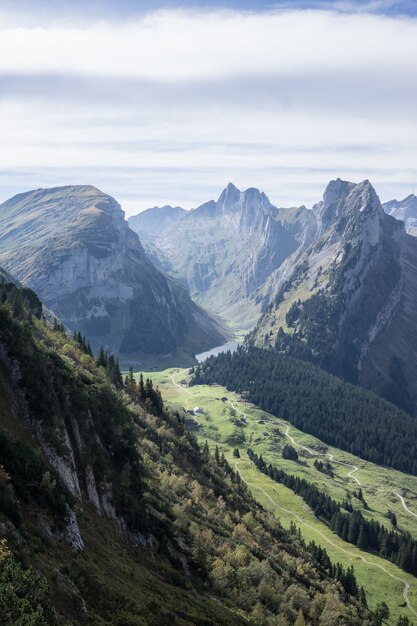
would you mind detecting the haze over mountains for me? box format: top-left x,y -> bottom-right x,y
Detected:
130,179 -> 417,413
0,185 -> 226,362
383,194 -> 417,237
129,183 -> 316,328
1,177 -> 416,410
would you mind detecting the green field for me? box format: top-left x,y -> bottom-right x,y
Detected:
139,367 -> 417,625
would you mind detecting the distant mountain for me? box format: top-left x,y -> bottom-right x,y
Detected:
253,178 -> 417,414
128,204 -> 187,239
129,183 -> 315,328
0,185 -> 227,362
128,204 -> 187,271
383,193 -> 417,236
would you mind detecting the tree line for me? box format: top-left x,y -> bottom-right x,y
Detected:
192,345 -> 417,475
247,448 -> 417,577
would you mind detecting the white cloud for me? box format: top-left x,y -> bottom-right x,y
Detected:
1,9 -> 417,80
0,7 -> 416,212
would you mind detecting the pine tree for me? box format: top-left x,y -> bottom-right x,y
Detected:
215,446 -> 220,465
96,345 -> 107,368
357,523 -> 368,550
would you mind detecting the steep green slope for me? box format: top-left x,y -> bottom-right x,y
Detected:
0,277 -> 372,625
146,367 -> 417,625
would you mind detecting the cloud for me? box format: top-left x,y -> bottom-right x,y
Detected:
1,9 -> 417,80
0,6 -> 416,212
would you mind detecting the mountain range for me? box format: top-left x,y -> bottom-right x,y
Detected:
1,179 -> 416,412
383,193 -> 417,236
130,180 -> 417,414
0,185 -> 226,364
129,183 -> 315,328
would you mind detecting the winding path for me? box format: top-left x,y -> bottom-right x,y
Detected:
227,399 -> 362,485
171,375 -> 192,395
231,461 -> 417,619
175,378 -> 417,618
395,493 -> 417,520
279,422 -> 361,485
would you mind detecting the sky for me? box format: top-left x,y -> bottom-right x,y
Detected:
0,0 -> 416,215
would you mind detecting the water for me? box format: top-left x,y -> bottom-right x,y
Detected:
195,341 -> 239,363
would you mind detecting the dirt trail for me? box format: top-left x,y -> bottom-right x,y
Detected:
232,461 -> 417,620
173,380 -> 417,618
227,399 -> 361,485
395,493 -> 417,519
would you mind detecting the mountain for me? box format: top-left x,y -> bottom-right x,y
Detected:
0,277 -> 372,625
129,183 -> 315,328
0,185 -> 226,363
253,178 -> 417,414
383,193 -> 417,237
128,205 -> 187,271
128,205 -> 187,239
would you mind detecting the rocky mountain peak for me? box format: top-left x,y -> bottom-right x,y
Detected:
217,182 -> 242,211
317,178 -> 383,232
384,193 -> 417,218
0,185 -> 226,359
322,178 -> 355,206
216,183 -> 272,216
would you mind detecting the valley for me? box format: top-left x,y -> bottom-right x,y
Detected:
143,367 -> 417,624
2,4 -> 417,624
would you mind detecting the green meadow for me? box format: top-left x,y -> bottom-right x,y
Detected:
140,367 -> 417,625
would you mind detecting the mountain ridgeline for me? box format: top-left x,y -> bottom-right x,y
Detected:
130,179 -> 417,414
383,193 -> 417,237
0,277 -> 373,625
252,179 -> 417,414
129,183 -> 315,328
0,186 -> 227,364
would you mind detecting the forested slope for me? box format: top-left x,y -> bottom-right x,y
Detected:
0,277 -> 373,625
192,346 -> 417,474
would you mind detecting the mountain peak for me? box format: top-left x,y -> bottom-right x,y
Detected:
216,183 -> 272,216
217,182 -> 241,209
323,178 -> 355,206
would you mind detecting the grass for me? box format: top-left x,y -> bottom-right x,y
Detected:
141,366 -> 417,625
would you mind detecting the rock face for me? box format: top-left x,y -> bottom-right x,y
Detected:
254,179 -> 417,413
129,183 -> 314,328
383,194 -> 417,237
0,186 -> 226,360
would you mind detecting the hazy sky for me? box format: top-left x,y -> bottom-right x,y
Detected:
0,0 -> 416,215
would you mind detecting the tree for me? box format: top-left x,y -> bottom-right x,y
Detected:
282,444 -> 298,461
294,609 -> 305,626
96,345 -> 107,368
375,602 -> 389,625
357,523 -> 368,550
215,446 -> 221,465
397,617 -> 412,626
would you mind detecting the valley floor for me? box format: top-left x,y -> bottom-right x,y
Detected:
139,367 -> 417,625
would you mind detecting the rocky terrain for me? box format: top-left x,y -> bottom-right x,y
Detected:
254,179 -> 417,414
0,185 -> 226,363
129,183 -> 315,328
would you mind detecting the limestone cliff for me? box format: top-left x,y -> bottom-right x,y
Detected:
0,185 -> 226,361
